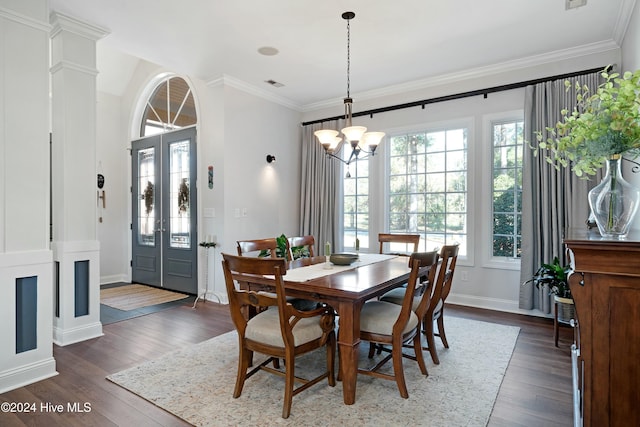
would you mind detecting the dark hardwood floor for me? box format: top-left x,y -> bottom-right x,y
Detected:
0,303 -> 574,426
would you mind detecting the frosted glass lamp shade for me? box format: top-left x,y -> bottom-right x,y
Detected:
314,129 -> 340,146
341,126 -> 367,142
362,132 -> 385,147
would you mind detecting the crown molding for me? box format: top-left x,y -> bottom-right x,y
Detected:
301,39 -> 620,112
50,12 -> 109,41
206,74 -> 302,111
0,6 -> 50,32
613,0 -> 638,44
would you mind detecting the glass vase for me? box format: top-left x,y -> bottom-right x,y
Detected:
588,155 -> 640,238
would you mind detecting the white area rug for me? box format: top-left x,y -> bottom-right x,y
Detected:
107,316 -> 519,426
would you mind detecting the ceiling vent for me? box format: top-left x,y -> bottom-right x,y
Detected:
566,0 -> 587,10
265,79 -> 284,88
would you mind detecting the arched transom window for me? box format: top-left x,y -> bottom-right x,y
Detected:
141,76 -> 196,136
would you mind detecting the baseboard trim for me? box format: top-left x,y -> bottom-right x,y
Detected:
447,293 -> 553,319
0,357 -> 58,394
53,322 -> 103,346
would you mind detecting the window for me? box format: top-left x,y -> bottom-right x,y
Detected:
388,128 -> 468,256
491,119 -> 523,258
343,155 -> 369,251
141,76 -> 196,137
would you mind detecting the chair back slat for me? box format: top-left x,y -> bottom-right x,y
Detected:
378,233 -> 420,256
236,238 -> 278,257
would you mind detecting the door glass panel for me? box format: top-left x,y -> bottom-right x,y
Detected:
138,148 -> 156,246
169,140 -> 190,249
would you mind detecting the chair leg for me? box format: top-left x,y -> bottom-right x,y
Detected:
234,345 -> 251,398
437,315 -> 449,348
368,342 -> 376,358
412,333 -> 428,376
423,317 -> 440,365
282,352 -> 295,419
392,338 -> 409,398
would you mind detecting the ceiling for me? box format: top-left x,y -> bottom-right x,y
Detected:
49,0 -> 633,111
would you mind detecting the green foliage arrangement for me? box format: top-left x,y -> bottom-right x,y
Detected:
257,234 -> 312,260
523,257 -> 572,299
533,68 -> 640,178
259,234 -> 290,260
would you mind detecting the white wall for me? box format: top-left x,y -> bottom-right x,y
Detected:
96,91 -> 129,283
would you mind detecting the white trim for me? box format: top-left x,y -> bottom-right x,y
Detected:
50,60 -> 99,77
206,74 -> 301,111
49,12 -> 109,41
447,293 -> 552,318
613,0 -> 638,45
0,6 -> 51,32
53,323 -> 104,347
0,358 -> 58,394
481,110 -> 525,271
302,40 -> 620,112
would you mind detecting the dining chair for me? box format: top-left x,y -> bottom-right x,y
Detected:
222,253 -> 336,419
356,252 -> 436,398
236,238 -> 278,257
237,237 -> 316,311
378,250 -> 440,313
287,235 -> 315,259
380,244 -> 459,364
420,244 -> 459,364
378,233 -> 420,256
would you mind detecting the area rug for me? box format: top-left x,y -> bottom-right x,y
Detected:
100,284 -> 188,311
107,316 -> 519,426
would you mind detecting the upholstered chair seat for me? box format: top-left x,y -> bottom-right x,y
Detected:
360,301 -> 420,336
246,307 -> 327,347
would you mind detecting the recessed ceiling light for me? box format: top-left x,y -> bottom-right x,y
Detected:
258,46 -> 279,56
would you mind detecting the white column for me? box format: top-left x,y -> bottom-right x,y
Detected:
50,12 -> 108,346
0,2 -> 57,393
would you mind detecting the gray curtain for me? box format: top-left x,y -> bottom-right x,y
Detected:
299,120 -> 344,255
519,72 -> 602,312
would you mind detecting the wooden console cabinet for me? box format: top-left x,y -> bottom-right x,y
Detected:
564,229 -> 640,427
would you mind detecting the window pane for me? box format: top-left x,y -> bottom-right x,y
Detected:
169,140 -> 191,249
491,119 -> 523,258
137,148 -> 155,246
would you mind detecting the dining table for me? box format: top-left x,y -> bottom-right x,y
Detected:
235,253 -> 413,405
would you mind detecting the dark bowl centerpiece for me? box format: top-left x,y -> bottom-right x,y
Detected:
330,253 -> 359,266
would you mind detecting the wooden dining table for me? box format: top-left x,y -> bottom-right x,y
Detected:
236,253 -> 412,405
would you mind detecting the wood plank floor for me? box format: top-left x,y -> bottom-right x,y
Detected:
0,303 -> 574,426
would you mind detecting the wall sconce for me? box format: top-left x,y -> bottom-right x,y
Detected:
266,154 -> 276,163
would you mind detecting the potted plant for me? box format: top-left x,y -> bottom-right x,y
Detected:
524,257 -> 574,322
533,68 -> 640,237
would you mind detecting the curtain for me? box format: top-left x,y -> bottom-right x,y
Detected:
299,120 -> 344,254
519,72 -> 602,312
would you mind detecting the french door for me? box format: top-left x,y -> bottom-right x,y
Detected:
131,127 -> 197,294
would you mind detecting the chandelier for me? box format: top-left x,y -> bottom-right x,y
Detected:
314,11 -> 385,166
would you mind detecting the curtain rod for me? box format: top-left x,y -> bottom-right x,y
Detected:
302,65 -> 609,126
